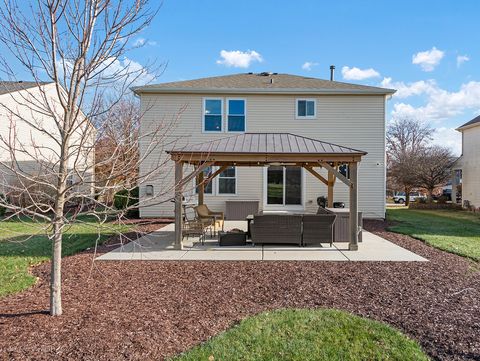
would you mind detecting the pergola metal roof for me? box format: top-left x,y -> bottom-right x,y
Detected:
168,133 -> 367,164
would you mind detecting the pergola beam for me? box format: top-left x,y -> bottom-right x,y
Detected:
303,166 -> 328,186
319,162 -> 352,188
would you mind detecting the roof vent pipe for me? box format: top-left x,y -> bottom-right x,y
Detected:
330,65 -> 335,81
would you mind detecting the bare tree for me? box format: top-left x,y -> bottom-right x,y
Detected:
386,118 -> 433,206
0,0 -> 183,316
95,96 -> 140,204
415,145 -> 456,200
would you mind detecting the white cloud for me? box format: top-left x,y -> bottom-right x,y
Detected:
99,57 -> 156,87
456,54 -> 470,67
341,66 -> 380,80
133,38 -> 157,47
216,50 -> 263,68
381,77 -> 437,98
302,61 -> 319,71
133,38 -> 146,46
430,127 -> 462,156
412,47 -> 445,72
390,80 -> 480,122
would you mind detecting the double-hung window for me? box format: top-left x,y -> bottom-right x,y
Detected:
296,99 -> 316,119
227,99 -> 246,132
204,98 -> 223,132
196,166 -> 213,194
218,166 -> 236,195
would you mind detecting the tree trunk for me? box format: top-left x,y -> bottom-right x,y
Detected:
50,125 -> 69,316
50,217 -> 63,316
405,186 -> 411,207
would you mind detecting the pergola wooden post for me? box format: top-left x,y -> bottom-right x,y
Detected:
174,161 -> 184,250
327,169 -> 335,208
197,168 -> 204,206
348,162 -> 359,251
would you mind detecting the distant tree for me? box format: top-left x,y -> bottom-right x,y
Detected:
95,97 -> 140,204
386,118 -> 433,206
415,145 -> 456,200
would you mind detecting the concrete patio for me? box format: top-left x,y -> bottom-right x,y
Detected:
97,221 -> 427,262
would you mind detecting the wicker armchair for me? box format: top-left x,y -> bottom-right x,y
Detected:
302,214 -> 337,247
250,214 -> 302,246
194,204 -> 224,236
182,219 -> 206,244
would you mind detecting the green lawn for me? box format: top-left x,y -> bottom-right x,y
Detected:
387,208 -> 480,261
171,309 -> 428,361
0,216 -> 129,298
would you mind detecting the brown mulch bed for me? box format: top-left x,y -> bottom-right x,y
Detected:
1,220 -> 479,361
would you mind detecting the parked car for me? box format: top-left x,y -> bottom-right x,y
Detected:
393,192 -> 426,204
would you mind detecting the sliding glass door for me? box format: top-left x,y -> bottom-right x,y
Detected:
265,166 -> 303,208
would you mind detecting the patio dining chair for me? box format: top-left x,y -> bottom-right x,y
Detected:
194,204 -> 224,236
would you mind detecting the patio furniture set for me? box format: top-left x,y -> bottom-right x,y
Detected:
183,204 -> 360,248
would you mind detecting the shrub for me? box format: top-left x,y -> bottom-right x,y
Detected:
438,195 -> 449,204
114,187 -> 139,218
0,193 -> 6,217
417,197 -> 427,204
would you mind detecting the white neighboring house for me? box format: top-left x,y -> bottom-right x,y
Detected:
0,81 -> 95,199
134,72 -> 395,219
453,115 -> 480,208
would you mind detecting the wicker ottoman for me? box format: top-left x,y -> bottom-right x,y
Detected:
218,231 -> 247,246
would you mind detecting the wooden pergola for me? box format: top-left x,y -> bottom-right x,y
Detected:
167,133 -> 367,251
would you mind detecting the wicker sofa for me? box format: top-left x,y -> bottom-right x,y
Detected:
302,214 -> 337,246
250,213 -> 337,246
250,214 -> 303,245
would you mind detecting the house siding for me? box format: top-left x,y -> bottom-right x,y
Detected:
0,83 -> 95,196
457,125 -> 480,207
139,93 -> 387,219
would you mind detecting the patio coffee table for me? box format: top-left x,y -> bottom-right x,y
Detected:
218,231 -> 247,246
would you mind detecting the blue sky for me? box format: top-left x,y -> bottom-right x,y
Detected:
4,0 -> 480,154
123,0 -> 480,154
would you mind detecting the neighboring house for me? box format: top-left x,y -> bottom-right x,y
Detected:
134,72 -> 395,219
0,81 -> 95,199
453,115 -> 480,208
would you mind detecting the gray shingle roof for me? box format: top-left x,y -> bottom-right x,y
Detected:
457,115 -> 480,130
134,73 -> 395,95
169,133 -> 367,155
0,81 -> 52,95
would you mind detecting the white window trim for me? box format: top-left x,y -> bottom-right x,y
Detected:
226,98 -> 247,133
195,166 -> 214,195
295,98 -> 317,119
202,97 -> 223,133
193,166 -> 238,196
217,166 -> 238,195
262,166 -> 305,211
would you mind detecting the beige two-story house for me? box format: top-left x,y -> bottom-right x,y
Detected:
453,115 -> 480,208
0,81 -> 95,198
134,73 -> 395,219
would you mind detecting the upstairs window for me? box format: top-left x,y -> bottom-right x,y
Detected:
227,99 -> 246,132
218,166 -> 236,194
296,99 -> 316,119
204,99 -> 222,132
